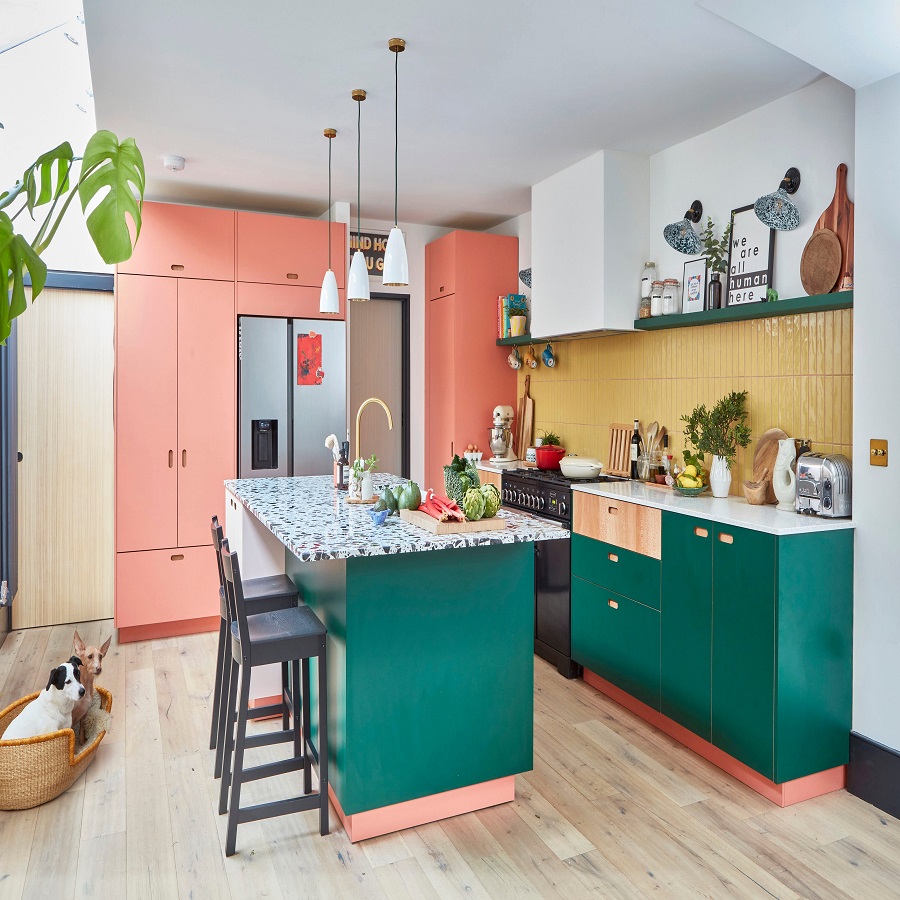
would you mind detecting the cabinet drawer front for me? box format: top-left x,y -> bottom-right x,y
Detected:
118,202 -> 235,281
236,282 -> 345,320
572,577 -> 660,710
115,546 -> 217,628
571,534 -> 660,610
573,493 -> 661,559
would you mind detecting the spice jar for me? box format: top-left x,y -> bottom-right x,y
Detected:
662,278 -> 681,315
638,295 -> 652,319
649,281 -> 665,317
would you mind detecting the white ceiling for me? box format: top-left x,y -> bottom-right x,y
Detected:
699,0 -> 900,90
82,0 -> 821,229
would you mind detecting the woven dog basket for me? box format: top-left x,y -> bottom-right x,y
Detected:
0,686 -> 113,810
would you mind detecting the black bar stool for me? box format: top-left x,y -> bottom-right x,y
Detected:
209,515 -> 299,780
219,541 -> 329,857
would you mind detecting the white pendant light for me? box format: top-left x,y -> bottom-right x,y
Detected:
319,127 -> 340,315
347,88 -> 370,302
383,37 -> 409,287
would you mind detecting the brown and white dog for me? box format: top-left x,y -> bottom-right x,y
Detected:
72,631 -> 111,743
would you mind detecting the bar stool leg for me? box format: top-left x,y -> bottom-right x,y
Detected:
214,646 -> 233,779
218,656 -> 239,815
226,665 -> 253,857
281,662 -> 290,731
291,661 -> 303,769
209,615 -> 227,750
301,658 -> 312,795
318,650 -> 329,836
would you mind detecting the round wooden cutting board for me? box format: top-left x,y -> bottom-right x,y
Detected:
753,428 -> 789,504
800,229 -> 841,296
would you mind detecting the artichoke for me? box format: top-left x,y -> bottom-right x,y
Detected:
463,487 -> 486,521
480,483 -> 501,517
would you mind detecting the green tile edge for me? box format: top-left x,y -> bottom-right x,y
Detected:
633,291 -> 853,331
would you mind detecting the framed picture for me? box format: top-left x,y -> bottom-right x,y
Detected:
682,257 -> 708,314
726,205 -> 774,306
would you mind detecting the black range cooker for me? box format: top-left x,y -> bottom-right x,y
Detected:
501,467 -> 626,678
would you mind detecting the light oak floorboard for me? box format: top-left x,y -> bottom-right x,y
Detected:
3,624 -> 900,899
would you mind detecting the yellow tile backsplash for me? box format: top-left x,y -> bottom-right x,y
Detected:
520,310 -> 853,494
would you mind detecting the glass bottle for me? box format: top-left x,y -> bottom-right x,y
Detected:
640,262 -> 657,301
707,272 -> 723,310
649,281 -> 665,317
662,279 -> 681,315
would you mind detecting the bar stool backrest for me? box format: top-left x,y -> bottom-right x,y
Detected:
211,516 -> 226,593
220,542 -> 251,656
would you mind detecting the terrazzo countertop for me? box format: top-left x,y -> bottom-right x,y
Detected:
225,474 -> 568,562
571,481 -> 855,536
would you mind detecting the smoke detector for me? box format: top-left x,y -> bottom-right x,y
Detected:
164,155 -> 186,172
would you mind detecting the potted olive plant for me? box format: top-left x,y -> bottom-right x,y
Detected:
681,391 -> 751,497
1,130 -> 146,344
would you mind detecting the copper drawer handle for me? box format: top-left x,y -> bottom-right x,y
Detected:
607,505 -> 618,515
608,599 -> 618,609
170,264 -> 184,271
168,450 -> 174,468
694,526 -> 708,538
608,553 -> 619,563
719,533 -> 734,544
286,273 -> 299,280
170,554 -> 184,561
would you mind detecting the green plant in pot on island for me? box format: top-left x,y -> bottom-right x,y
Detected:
2,131 -> 146,344
680,391 -> 751,498
699,217 -> 732,312
535,430 -> 566,470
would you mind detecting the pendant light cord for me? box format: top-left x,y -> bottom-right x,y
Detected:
394,48 -> 399,227
327,136 -> 332,271
357,99 -> 362,245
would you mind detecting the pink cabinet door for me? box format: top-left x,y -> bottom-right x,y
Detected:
237,212 -> 345,288
426,232 -> 456,300
236,282 -> 346,320
116,275 -> 178,552
425,294 -> 456,490
115,546 -> 217,628
176,279 -> 236,547
118,202 -> 235,281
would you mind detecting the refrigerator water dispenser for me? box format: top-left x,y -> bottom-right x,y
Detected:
251,419 -> 278,469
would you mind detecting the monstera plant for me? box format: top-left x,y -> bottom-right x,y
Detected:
0,130 -> 145,344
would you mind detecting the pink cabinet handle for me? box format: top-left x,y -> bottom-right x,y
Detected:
168,450 -> 174,468
608,599 -> 619,609
182,449 -> 187,467
608,553 -> 619,563
719,532 -> 734,544
170,264 -> 184,271
286,273 -> 299,280
694,526 -> 708,538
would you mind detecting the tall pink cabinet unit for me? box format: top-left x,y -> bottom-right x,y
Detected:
115,202 -> 346,640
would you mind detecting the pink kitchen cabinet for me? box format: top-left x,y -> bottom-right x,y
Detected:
236,282 -> 346,320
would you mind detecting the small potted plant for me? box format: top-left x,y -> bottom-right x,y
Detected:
699,217 -> 732,311
349,454 -> 378,501
535,430 -> 566,471
680,391 -> 751,497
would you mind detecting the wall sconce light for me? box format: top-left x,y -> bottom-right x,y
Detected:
754,167 -> 801,231
663,200 -> 703,254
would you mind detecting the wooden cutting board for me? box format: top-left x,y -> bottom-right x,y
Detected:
753,428 -> 789,504
815,163 -> 854,292
800,228 -> 842,296
522,375 -> 534,456
399,508 -> 507,535
607,423 -> 632,478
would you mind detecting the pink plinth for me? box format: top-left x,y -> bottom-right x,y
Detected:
328,776 -> 515,843
582,668 -> 846,807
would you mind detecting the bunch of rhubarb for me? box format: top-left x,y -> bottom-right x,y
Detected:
419,489 -> 466,523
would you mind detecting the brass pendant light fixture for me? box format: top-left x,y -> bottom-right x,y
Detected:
382,37 -> 409,287
347,88 -> 370,302
319,127 -> 340,315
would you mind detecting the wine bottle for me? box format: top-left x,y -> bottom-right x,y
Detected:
630,419 -> 641,480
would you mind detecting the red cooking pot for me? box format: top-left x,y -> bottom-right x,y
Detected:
535,444 -> 566,470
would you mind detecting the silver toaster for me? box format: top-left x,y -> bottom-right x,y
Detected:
795,452 -> 852,518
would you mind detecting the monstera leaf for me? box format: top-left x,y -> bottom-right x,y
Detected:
78,131 -> 145,265
1,212 -> 47,344
23,141 -> 75,213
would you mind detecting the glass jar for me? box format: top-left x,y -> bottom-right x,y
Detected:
662,279 -> 681,315
638,296 -> 652,319
649,281 -> 665,317
640,262 -> 657,300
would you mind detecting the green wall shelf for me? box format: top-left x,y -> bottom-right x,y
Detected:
633,291 -> 853,331
496,333 -> 532,346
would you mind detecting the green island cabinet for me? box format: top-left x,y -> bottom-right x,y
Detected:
572,491 -> 854,784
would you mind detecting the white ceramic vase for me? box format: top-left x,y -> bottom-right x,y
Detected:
709,455 -> 732,498
361,471 -> 374,502
773,438 -> 797,511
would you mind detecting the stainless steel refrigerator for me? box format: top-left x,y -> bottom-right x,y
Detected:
238,316 -> 347,478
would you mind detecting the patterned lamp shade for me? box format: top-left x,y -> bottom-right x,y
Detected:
754,187 -> 800,231
663,218 -> 703,255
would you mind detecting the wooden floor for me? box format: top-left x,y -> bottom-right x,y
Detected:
1,621 -> 899,899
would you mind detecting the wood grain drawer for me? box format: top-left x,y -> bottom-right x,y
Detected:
571,533 -> 660,610
572,493 -> 661,559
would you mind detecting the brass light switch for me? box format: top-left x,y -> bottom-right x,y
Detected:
871,439 -> 888,466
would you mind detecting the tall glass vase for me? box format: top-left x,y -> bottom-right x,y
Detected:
706,272 -> 723,310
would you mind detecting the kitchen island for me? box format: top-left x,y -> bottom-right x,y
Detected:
224,474 -> 567,841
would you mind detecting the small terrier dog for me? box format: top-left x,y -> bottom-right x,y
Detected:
2,659 -> 85,741
72,631 -> 111,744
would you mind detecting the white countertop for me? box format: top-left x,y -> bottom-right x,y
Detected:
476,460 -> 525,475
225,474 -> 568,562
571,481 -> 855,536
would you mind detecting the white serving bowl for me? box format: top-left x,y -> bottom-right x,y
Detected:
464,451 -> 483,463
559,455 -> 603,479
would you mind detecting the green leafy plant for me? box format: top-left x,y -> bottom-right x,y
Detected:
681,391 -> 751,468
540,430 -> 562,446
699,216 -> 733,275
1,130 -> 146,344
351,453 -> 378,478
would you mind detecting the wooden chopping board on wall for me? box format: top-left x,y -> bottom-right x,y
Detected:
753,428 -> 789,504
801,163 -> 854,294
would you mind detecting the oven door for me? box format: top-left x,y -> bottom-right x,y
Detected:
534,536 -> 579,678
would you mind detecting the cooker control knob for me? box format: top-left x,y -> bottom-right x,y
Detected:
538,496 -> 546,510
518,492 -> 525,505
559,500 -> 568,516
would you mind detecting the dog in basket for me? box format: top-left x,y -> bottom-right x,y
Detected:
72,631 -> 111,744
2,658 -> 85,741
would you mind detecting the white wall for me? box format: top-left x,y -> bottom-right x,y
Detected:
489,212 -> 532,307
852,72 -> 900,753
649,77 -> 856,300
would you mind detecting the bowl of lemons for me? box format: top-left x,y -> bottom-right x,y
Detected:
673,461 -> 709,497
